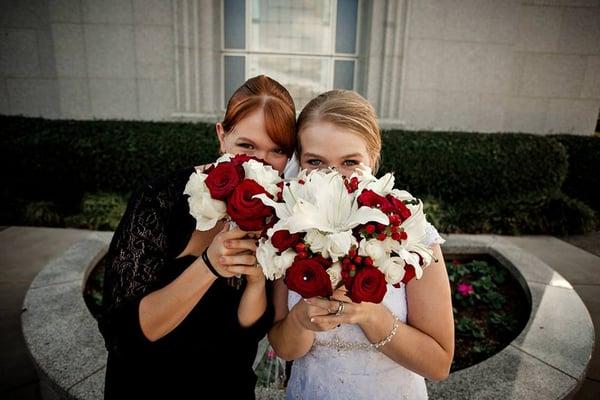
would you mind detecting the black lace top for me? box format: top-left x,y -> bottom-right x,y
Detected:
98,167 -> 274,399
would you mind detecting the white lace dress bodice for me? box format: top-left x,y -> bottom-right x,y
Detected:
285,223 -> 444,400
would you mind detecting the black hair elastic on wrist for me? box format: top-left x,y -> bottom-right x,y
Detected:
202,248 -> 222,278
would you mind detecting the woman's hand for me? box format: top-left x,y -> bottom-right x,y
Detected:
205,225 -> 260,280
290,297 -> 334,332
305,287 -> 383,328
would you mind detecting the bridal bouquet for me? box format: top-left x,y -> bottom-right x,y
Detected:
255,167 -> 435,303
184,153 -> 282,232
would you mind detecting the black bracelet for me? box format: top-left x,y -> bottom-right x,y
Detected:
202,248 -> 222,279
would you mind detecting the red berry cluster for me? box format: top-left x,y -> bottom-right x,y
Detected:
361,217 -> 408,242
294,242 -> 309,261
341,248 -> 374,279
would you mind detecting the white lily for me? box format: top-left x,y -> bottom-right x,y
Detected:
256,169 -> 389,237
399,200 -> 434,264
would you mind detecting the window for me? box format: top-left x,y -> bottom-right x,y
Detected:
222,0 -> 360,109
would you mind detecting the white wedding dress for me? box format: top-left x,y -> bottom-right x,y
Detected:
285,223 -> 445,400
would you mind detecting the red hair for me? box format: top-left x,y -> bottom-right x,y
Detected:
223,75 -> 297,156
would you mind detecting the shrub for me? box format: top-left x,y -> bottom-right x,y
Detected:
64,193 -> 128,231
551,134 -> 600,212
381,130 -> 567,207
1,116 -> 596,234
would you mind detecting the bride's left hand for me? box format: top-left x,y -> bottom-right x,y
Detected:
305,287 -> 380,328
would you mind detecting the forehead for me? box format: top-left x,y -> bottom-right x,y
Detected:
229,108 -> 265,134
228,110 -> 277,145
299,121 -> 368,155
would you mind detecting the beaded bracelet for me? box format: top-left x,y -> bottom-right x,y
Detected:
372,316 -> 400,350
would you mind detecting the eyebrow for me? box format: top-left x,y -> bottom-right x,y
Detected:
303,152 -> 364,159
235,136 -> 255,144
237,136 -> 282,150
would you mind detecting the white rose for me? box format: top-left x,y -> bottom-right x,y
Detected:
305,230 -> 357,262
358,238 -> 389,266
184,172 -> 226,231
327,262 -> 342,288
242,159 -> 282,197
256,239 -> 296,280
379,256 -> 407,284
214,153 -> 234,165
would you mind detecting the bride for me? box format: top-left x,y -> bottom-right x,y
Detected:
268,90 -> 454,399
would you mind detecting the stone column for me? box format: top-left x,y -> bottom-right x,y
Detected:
363,0 -> 409,124
173,0 -> 221,117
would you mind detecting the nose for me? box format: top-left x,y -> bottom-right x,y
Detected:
255,150 -> 268,162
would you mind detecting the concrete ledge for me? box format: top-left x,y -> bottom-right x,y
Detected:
21,234 -> 595,400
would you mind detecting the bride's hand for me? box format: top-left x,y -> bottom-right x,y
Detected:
305,287 -> 380,327
291,298 -> 336,332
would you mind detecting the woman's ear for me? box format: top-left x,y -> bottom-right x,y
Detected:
216,122 -> 226,154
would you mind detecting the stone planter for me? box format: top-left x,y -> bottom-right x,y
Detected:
22,234 -> 594,400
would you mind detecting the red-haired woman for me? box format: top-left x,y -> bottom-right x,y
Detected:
99,75 -> 297,399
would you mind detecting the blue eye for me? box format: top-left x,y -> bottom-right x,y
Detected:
307,159 -> 322,166
343,160 -> 359,167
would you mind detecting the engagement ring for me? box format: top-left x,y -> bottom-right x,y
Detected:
335,301 -> 345,316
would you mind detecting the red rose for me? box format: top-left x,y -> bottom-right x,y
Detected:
401,264 -> 416,284
230,154 -> 270,167
311,254 -> 332,269
227,179 -> 274,231
386,195 -> 411,220
348,266 -> 387,303
271,230 -> 302,252
285,258 -> 333,298
357,190 -> 396,214
230,154 -> 253,166
205,162 -> 244,200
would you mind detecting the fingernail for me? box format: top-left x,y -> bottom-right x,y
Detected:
303,299 -> 310,304
310,318 -> 315,323
220,256 -> 226,263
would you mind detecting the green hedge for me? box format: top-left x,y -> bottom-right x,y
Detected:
381,131 -> 567,206
379,130 -> 597,234
551,134 -> 600,212
1,115 -> 597,234
1,116 -> 219,202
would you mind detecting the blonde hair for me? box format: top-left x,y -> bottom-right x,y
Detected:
296,90 -> 382,172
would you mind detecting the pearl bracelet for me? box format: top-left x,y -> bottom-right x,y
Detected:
372,316 -> 400,350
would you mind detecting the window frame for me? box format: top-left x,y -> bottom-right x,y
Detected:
220,0 -> 361,109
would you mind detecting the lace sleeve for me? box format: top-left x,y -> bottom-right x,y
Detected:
424,221 -> 445,247
99,184 -> 170,352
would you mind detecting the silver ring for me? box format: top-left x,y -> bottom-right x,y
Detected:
335,301 -> 345,316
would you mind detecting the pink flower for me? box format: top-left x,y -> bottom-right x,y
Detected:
267,349 -> 276,360
457,282 -> 474,296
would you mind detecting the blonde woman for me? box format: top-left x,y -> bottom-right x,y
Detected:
268,90 -> 454,400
